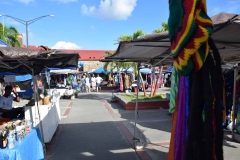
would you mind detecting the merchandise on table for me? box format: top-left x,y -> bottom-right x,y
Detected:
0,119 -> 33,149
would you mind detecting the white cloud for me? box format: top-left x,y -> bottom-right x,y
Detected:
209,1 -> 240,15
50,0 -> 78,3
51,41 -> 81,49
15,0 -> 34,4
81,0 -> 137,20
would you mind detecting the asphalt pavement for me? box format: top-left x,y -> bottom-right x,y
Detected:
44,91 -> 240,160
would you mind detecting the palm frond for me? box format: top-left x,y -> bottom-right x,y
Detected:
0,23 -> 22,47
132,30 -> 145,39
152,22 -> 168,34
118,35 -> 132,41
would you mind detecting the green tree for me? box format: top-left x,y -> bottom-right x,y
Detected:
0,23 -> 22,47
152,22 -> 168,33
117,29 -> 145,74
103,51 -> 116,71
104,30 -> 145,74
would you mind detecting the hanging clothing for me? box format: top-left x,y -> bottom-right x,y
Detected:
169,66 -> 179,113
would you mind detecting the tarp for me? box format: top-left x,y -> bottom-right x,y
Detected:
140,68 -> 152,74
78,61 -> 84,67
93,67 -> 105,74
15,74 -> 32,82
41,66 -> 78,73
112,67 -> 124,73
0,72 -> 32,82
163,67 -> 172,73
101,12 -> 240,66
0,39 -> 10,47
124,67 -> 133,73
0,47 -> 80,75
49,69 -> 72,74
3,74 -> 32,82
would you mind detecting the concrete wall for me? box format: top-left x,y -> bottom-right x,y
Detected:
83,61 -> 106,72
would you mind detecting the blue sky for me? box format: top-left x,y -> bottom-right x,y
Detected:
0,0 -> 240,50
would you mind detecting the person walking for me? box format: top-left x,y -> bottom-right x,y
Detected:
81,75 -> 86,92
85,75 -> 91,93
91,75 -> 96,91
96,74 -> 103,92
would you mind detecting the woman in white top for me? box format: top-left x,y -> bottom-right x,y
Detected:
85,75 -> 91,93
96,74 -> 103,92
91,75 -> 96,91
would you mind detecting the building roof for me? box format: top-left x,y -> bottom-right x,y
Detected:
23,45 -> 115,61
59,49 -> 115,61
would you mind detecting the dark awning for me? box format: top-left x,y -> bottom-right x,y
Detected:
101,12 -> 240,66
0,47 -> 80,75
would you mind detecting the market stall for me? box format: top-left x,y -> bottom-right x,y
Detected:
41,68 -> 79,97
0,47 -> 79,148
101,12 -> 240,149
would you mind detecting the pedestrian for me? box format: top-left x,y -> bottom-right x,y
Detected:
85,75 -> 91,93
81,75 -> 86,92
91,75 -> 96,91
96,74 -> 103,92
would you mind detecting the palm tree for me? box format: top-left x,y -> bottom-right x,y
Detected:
103,30 -> 146,93
103,51 -> 116,71
104,30 -> 145,74
152,22 -> 168,34
150,22 -> 168,96
0,23 -> 22,47
116,30 -> 147,95
117,29 -> 145,74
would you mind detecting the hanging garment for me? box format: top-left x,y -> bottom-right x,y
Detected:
174,76 -> 186,160
168,0 -> 213,76
169,66 -> 179,113
168,98 -> 179,160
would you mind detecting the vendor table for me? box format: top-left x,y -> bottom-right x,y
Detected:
0,128 -> 44,160
24,97 -> 61,143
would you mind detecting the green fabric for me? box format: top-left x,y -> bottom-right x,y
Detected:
168,0 -> 184,40
169,66 -> 179,113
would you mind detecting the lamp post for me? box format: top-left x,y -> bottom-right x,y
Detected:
0,14 -> 54,48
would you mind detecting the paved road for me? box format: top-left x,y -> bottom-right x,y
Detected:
45,92 -> 240,160
48,93 -> 140,160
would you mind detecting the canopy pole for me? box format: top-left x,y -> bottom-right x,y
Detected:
232,68 -> 238,140
32,69 -> 45,147
133,63 -> 140,149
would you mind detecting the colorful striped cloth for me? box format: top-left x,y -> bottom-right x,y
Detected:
169,66 -> 179,113
168,0 -> 213,76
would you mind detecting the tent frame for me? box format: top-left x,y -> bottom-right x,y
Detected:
101,12 -> 240,145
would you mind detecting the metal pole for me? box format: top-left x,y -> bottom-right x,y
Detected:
26,22 -> 29,48
32,69 -> 45,145
232,68 -> 238,140
133,63 -> 140,147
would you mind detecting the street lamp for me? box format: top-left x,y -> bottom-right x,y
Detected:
0,14 -> 54,48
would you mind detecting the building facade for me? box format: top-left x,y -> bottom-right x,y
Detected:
26,45 -> 115,72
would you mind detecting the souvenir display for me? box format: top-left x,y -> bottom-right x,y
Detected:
0,120 -> 32,149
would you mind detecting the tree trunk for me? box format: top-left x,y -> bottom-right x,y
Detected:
150,68 -> 155,97
139,73 -> 146,96
153,75 -> 160,96
153,66 -> 163,96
